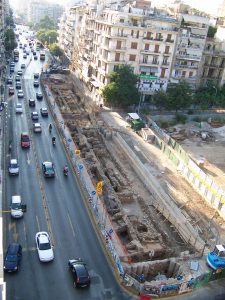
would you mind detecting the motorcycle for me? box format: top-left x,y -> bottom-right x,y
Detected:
52,137 -> 56,146
63,167 -> 68,176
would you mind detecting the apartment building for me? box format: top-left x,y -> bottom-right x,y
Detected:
200,38 -> 225,87
171,14 -> 209,89
28,1 -> 64,24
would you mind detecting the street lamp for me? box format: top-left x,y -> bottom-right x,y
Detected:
212,85 -> 217,97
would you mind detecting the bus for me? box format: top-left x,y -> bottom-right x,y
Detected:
40,51 -> 45,61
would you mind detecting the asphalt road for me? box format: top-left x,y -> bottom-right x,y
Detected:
3,27 -> 134,300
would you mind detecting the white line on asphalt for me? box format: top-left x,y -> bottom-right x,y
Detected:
27,152 -> 30,164
67,212 -> 75,237
36,215 -> 40,232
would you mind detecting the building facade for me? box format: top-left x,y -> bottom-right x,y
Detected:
171,14 -> 209,89
28,1 -> 64,24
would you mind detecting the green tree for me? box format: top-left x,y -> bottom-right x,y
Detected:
166,81 -> 192,111
194,82 -> 221,109
207,26 -> 217,38
37,29 -> 58,44
49,43 -> 64,57
101,65 -> 139,107
4,28 -> 17,51
37,15 -> 55,30
152,90 -> 168,110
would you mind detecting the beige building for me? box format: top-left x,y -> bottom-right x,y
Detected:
200,38 -> 225,87
171,14 -> 209,89
28,1 -> 63,24
67,4 -> 180,103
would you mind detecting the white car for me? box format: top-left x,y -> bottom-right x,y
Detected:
9,159 -> 19,175
33,123 -> 42,133
35,232 -> 54,262
17,90 -> 24,98
15,103 -> 22,113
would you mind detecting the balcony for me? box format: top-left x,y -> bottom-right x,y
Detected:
175,64 -> 198,69
165,39 -> 174,43
139,60 -> 159,65
154,38 -> 164,42
140,49 -> 161,55
162,62 -> 170,66
176,53 -> 201,60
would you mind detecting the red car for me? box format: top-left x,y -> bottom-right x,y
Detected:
21,133 -> 30,148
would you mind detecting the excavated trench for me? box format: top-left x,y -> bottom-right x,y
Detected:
46,75 -> 198,280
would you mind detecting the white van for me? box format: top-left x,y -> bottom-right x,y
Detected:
11,196 -> 23,218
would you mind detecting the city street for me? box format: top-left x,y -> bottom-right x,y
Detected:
3,28 -> 134,300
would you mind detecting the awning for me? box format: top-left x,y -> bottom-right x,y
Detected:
140,74 -> 159,80
90,80 -> 100,88
128,113 -> 140,120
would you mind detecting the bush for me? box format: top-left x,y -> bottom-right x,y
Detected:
192,116 -> 201,122
158,120 -> 169,128
140,107 -> 150,115
174,113 -> 187,124
187,109 -> 194,115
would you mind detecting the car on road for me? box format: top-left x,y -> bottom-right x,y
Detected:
35,232 -> 54,262
33,51 -> 36,55
21,132 -> 30,148
29,98 -> 35,107
21,63 -> 26,69
7,77 -> 13,84
33,123 -> 42,133
15,103 -> 22,113
17,89 -> 24,98
8,87 -> 15,95
36,92 -> 43,100
10,67 -> 14,73
68,259 -> 91,288
10,62 -> 15,67
34,73 -> 39,79
34,55 -> 38,60
42,161 -> 55,178
33,80 -> 39,88
40,107 -> 48,117
15,75 -> 21,82
17,70 -> 23,76
31,111 -> 39,121
23,54 -> 27,59
9,159 -> 19,175
4,243 -> 22,272
11,195 -> 24,218
16,82 -> 22,90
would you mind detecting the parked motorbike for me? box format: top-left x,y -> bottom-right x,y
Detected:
63,166 -> 68,176
52,137 -> 56,146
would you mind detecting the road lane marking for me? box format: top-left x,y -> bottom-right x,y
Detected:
23,220 -> 27,244
27,152 -> 30,164
67,212 -> 75,237
36,215 -> 40,232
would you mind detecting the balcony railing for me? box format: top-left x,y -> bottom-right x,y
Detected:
166,39 -> 174,43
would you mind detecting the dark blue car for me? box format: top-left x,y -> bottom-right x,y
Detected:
4,243 -> 22,272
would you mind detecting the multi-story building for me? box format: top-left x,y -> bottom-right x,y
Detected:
171,14 -> 209,89
28,1 -> 64,24
200,38 -> 225,87
68,4 -> 180,102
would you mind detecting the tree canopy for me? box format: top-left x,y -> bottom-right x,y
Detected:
49,44 -> 64,57
35,15 -> 56,30
37,30 -> 58,45
101,65 -> 139,108
207,26 -> 217,38
4,28 -> 17,51
165,81 -> 192,111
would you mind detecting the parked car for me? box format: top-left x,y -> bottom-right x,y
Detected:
29,98 -> 35,107
31,111 -> 39,121
17,70 -> 23,76
40,107 -> 48,117
21,63 -> 26,69
11,195 -> 24,219
36,92 -> 43,100
33,123 -> 42,133
15,103 -> 23,114
16,82 -> 22,90
23,54 -> 27,59
8,159 -> 19,175
4,243 -> 22,272
15,75 -> 21,82
7,77 -> 13,84
34,73 -> 39,79
35,232 -> 54,262
21,132 -> 30,148
34,55 -> 38,60
68,259 -> 91,287
42,161 -> 55,178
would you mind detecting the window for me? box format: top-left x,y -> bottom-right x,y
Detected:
115,53 -> 120,61
119,19 -> 124,23
152,56 -> 158,64
189,71 -> 193,77
131,42 -> 137,49
116,41 -> 122,49
146,32 -> 152,40
167,34 -> 172,41
143,55 -> 148,63
144,44 -> 149,50
161,68 -> 166,78
154,45 -> 159,53
165,46 -> 170,54
182,71 -> 186,77
129,54 -> 136,61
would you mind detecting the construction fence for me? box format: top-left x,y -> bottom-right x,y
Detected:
40,77 -> 130,279
148,118 -> 225,221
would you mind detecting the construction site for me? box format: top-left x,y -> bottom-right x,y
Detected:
43,73 -> 225,294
